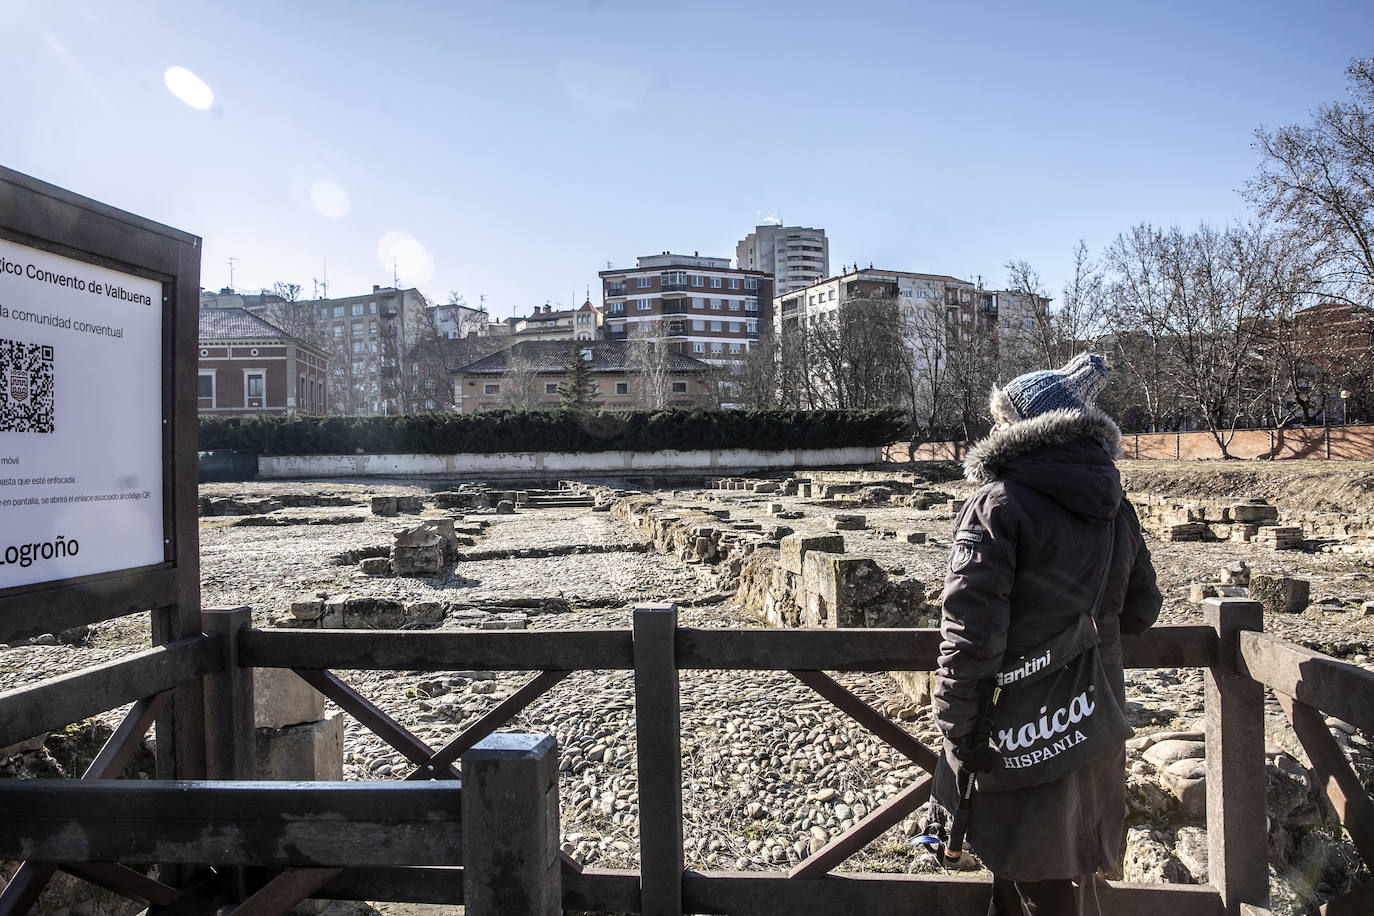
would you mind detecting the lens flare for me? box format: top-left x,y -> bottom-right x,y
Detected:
164,66 -> 214,110
309,180 -> 350,219
377,232 -> 435,286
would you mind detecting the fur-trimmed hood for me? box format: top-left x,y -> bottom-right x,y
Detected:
964,407 -> 1124,521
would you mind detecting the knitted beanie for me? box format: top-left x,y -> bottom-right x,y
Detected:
990,353 -> 1108,423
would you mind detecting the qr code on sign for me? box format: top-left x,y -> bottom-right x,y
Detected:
1,339 -> 55,434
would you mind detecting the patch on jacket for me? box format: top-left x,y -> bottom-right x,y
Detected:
950,527 -> 983,572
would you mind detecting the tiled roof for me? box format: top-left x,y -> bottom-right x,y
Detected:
453,339 -> 709,375
198,307 -> 296,341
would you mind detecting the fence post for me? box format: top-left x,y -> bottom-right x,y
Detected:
461,733 -> 561,916
634,602 -> 683,916
1203,597 -> 1267,915
201,607 -> 255,780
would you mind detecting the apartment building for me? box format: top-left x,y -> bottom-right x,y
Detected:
599,253 -> 772,365
735,225 -> 829,296
451,339 -> 711,412
229,285 -> 429,415
504,300 -> 603,341
197,308 -> 328,416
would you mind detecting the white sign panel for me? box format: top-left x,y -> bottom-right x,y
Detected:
0,237 -> 164,589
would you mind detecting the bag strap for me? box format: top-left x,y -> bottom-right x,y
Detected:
1086,517 -> 1117,622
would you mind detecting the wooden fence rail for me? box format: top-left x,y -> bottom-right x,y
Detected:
8,598 -> 1374,915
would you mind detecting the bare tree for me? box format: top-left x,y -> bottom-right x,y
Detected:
629,320 -> 673,409
498,345 -> 542,409
897,296 -> 957,455
1103,224 -> 1185,432
1007,244 -> 1109,369
731,339 -> 785,409
1247,57 -> 1374,306
805,296 -> 908,410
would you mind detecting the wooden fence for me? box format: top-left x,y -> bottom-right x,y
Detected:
2,598 -> 1372,915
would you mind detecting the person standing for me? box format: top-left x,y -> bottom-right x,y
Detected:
931,353 -> 1162,915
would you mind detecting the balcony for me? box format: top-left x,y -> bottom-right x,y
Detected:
604,328 -> 628,340
606,284 -> 626,298
380,307 -> 398,318
660,303 -> 689,315
660,282 -> 688,293
746,329 -> 761,339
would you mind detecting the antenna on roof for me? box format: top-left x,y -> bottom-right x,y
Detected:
226,257 -> 238,291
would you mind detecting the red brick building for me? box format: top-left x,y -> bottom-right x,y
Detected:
198,308 -> 329,415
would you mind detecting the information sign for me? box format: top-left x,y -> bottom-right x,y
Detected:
0,236 -> 165,588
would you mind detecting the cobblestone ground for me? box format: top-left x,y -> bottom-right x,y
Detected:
3,470 -> 1373,914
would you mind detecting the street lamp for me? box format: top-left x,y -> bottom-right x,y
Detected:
1340,389 -> 1351,425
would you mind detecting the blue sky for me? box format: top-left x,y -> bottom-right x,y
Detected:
5,0 -> 1370,320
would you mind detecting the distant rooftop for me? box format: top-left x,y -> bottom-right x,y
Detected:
453,339 -> 709,375
198,307 -> 296,340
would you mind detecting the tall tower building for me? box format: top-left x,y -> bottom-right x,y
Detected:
735,224 -> 829,296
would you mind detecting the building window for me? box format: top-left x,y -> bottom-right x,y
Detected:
351,321 -> 364,335
368,340 -> 377,353
709,277 -> 722,288
245,371 -> 265,402
747,322 -> 758,334
616,382 -> 628,394
728,300 -> 740,311
691,275 -> 704,287
368,301 -> 377,313
351,303 -> 364,316
710,299 -> 722,310
745,278 -> 759,290
729,343 -> 742,353
197,372 -> 214,401
353,360 -> 365,373
710,342 -> 723,353
484,383 -> 500,395
332,305 -> 344,318
692,320 -> 704,331
728,277 -> 740,290
829,290 -> 836,300
333,325 -> 343,337
710,321 -> 722,332
692,342 -> 705,353
352,341 -> 363,353
545,383 -> 558,394
637,277 -> 652,288
637,299 -> 653,310
672,382 -> 688,393
729,322 -> 739,333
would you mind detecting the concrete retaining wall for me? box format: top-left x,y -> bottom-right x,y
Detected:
257,446 -> 882,479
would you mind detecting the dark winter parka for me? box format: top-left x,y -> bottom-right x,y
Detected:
932,407 -> 1162,880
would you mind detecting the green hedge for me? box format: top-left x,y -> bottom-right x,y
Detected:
198,408 -> 907,456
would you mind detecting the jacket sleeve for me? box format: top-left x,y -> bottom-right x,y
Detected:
932,485 -> 1021,747
1118,499 -> 1162,636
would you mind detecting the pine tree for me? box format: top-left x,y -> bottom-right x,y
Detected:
558,343 -> 600,411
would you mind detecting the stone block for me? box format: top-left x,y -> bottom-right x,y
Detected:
895,530 -> 926,544
1220,561 -> 1250,586
255,713 -> 343,781
290,596 -> 325,620
370,496 -> 398,516
495,500 -> 516,514
321,598 -> 346,628
947,499 -> 965,514
1249,575 -> 1309,614
779,533 -> 845,575
1362,601 -> 1374,617
802,552 -> 889,628
1230,524 -> 1258,543
752,481 -> 779,494
767,503 -> 785,515
1189,583 -> 1220,604
408,601 -> 447,626
1160,757 -> 1207,820
342,596 -> 407,628
360,557 -> 392,576
392,545 -> 444,577
1231,502 -> 1279,522
254,667 -> 325,729
394,524 -> 440,548
829,514 -> 867,531
396,495 -> 424,513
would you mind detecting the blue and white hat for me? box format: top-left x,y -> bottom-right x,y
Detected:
990,353 -> 1108,423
